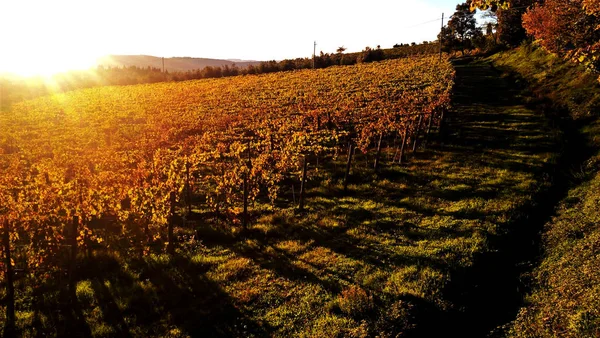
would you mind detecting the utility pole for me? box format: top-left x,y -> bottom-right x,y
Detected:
439,13 -> 444,59
162,57 -> 165,73
312,41 -> 317,69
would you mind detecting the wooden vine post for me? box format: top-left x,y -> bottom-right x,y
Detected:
398,125 -> 408,164
412,114 -> 424,153
374,133 -> 383,172
242,140 -> 252,228
344,143 -> 354,192
298,155 -> 308,211
243,172 -> 248,228
69,215 -> 78,296
424,111 -> 434,145
438,108 -> 446,135
3,219 -> 15,336
216,165 -> 225,221
84,218 -> 92,259
186,160 -> 192,215
167,192 -> 176,255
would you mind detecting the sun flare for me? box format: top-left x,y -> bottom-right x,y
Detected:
0,51 -> 99,78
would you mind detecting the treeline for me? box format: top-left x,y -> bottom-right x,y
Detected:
0,43 -> 439,110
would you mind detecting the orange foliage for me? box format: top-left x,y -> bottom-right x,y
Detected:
0,57 -> 454,273
522,0 -> 594,53
583,0 -> 600,15
469,0 -> 511,11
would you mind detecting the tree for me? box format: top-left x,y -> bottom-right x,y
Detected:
439,26 -> 459,53
441,2 -> 483,54
468,0 -> 536,47
523,0 -> 599,53
449,3 -> 479,42
495,0 -> 535,46
522,0 -> 600,75
336,46 -> 347,65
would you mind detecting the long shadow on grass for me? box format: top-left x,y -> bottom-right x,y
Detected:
234,214 -> 457,336
24,273 -> 93,337
36,253 -> 272,337
225,59 -> 560,337
131,254 -> 272,337
287,60 -> 564,337
422,60 -> 573,337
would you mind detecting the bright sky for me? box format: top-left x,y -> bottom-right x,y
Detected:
0,0 -> 463,76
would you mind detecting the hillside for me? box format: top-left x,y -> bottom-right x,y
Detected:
0,52 -> 570,336
487,45 -> 600,338
96,55 -> 261,72
4,44 -> 599,336
1,56 -> 457,336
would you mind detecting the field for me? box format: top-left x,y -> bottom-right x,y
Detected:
0,55 -> 561,337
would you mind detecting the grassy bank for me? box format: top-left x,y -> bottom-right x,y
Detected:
490,45 -> 600,337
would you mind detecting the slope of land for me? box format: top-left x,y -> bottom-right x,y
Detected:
96,55 -> 260,72
0,55 -> 563,337
433,58 -> 563,337
489,45 -> 600,338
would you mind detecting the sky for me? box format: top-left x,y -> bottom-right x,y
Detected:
0,0 -> 466,76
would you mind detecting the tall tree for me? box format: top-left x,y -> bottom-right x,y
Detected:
442,3 -> 482,54
469,0 -> 536,47
336,46 -> 347,65
495,0 -> 535,46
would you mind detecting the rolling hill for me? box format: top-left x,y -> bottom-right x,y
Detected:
96,55 -> 261,72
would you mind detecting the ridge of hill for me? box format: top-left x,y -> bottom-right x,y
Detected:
96,55 -> 261,72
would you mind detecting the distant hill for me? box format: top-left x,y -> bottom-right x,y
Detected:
96,55 -> 261,72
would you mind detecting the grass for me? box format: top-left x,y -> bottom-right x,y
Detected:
508,168 -> 600,338
488,45 -> 600,338
490,43 -> 600,119
0,58 -> 562,337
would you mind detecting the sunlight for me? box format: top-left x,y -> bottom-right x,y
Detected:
0,51 -> 98,77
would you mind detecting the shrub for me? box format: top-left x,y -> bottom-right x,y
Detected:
337,285 -> 374,317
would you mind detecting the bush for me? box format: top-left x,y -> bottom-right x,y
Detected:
337,285 -> 374,317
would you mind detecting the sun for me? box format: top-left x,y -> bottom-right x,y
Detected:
0,51 -> 99,78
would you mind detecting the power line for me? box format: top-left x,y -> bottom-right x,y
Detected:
402,17 -> 442,29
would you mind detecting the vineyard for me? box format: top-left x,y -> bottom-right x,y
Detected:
0,56 -> 453,265
0,56 -> 466,336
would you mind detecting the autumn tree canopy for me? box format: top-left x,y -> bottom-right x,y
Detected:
521,0 -> 600,73
469,0 -> 511,12
468,0 -> 600,76
523,0 -> 596,52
